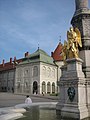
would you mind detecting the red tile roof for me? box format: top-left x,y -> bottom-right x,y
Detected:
51,42 -> 63,61
0,59 -> 23,72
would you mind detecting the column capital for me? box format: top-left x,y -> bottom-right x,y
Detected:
75,0 -> 88,10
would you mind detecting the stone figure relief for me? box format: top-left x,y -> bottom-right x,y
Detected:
42,66 -> 55,78
17,82 -> 20,89
47,67 -> 51,77
33,66 -> 38,76
62,26 -> 82,63
42,66 -> 46,76
24,81 -> 29,93
24,69 -> 29,77
17,68 -> 22,77
67,87 -> 75,102
52,68 -> 55,78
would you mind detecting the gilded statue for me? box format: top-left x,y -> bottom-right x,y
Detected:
62,40 -> 68,64
67,27 -> 82,59
62,26 -> 82,63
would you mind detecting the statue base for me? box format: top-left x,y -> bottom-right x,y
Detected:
56,58 -> 89,120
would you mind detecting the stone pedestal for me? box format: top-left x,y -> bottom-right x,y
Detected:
56,58 -> 89,120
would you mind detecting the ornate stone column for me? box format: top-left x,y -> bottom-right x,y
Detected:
71,0 -> 90,78
71,0 -> 90,116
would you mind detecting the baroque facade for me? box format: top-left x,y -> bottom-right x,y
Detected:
0,42 -> 63,95
0,58 -> 22,92
15,47 -> 62,94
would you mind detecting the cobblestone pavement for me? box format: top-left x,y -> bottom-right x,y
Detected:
0,92 -> 58,108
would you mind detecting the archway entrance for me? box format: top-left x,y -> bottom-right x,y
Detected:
33,81 -> 38,94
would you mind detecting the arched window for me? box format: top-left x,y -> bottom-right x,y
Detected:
33,66 -> 38,76
42,81 -> 46,94
52,82 -> 55,93
33,81 -> 38,94
47,82 -> 51,94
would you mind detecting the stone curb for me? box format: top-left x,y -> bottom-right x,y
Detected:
30,94 -> 58,100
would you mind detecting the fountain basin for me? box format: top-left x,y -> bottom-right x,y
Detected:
0,102 -> 57,120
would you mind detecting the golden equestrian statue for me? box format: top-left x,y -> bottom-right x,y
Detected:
62,26 -> 82,63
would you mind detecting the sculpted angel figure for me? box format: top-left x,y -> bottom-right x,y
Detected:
67,27 -> 82,58
62,40 -> 68,64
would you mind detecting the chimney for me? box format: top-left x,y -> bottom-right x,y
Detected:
25,52 -> 29,57
10,58 -> 12,64
2,59 -> 5,67
14,57 -> 16,63
51,52 -> 53,57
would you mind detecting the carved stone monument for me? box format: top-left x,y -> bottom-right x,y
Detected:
56,58 -> 89,119
56,0 -> 90,119
71,0 -> 90,78
71,0 -> 90,118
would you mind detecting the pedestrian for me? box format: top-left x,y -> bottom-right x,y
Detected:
25,95 -> 32,104
42,92 -> 45,96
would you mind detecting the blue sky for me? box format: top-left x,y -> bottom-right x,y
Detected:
0,0 -> 90,62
